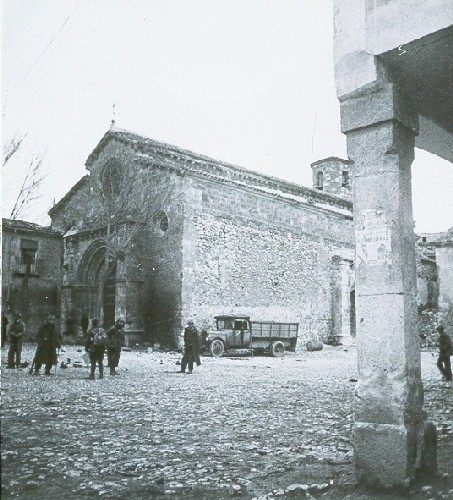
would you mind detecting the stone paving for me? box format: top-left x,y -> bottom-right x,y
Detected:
1,344 -> 452,499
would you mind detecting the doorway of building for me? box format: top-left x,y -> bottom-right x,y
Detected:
103,262 -> 116,329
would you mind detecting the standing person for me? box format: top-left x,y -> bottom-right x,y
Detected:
436,325 -> 453,382
81,312 -> 89,336
2,312 -> 9,349
6,313 -> 25,368
106,318 -> 125,375
180,320 -> 199,374
34,315 -> 61,376
85,318 -> 107,380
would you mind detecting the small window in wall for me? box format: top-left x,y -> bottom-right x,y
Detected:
316,171 -> 323,190
342,170 -> 350,188
153,211 -> 169,236
422,237 -> 427,243
20,239 -> 38,266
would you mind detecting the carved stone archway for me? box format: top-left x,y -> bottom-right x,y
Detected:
77,239 -> 116,327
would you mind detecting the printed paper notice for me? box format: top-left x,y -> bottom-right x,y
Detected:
356,209 -> 391,266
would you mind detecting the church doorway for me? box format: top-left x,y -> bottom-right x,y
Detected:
76,239 -> 117,328
103,262 -> 116,329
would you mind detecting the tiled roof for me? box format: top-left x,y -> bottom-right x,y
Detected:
2,218 -> 61,235
434,227 -> 453,245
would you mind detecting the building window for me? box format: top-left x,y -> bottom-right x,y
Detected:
342,170 -> 350,188
20,239 -> 38,268
153,211 -> 169,236
316,171 -> 323,190
21,249 -> 36,266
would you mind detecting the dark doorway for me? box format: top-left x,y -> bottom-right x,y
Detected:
350,289 -> 356,338
103,262 -> 116,329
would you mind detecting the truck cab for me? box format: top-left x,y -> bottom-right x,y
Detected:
206,316 -> 251,357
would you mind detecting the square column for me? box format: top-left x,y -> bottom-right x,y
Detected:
341,82 -> 436,487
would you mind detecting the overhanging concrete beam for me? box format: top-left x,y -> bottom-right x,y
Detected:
416,116 -> 453,164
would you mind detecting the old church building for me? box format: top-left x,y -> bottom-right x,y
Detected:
48,126 -> 355,347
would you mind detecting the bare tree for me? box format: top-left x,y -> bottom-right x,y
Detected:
3,133 -> 47,220
3,134 -> 26,166
62,158 -> 181,326
84,159 -> 178,265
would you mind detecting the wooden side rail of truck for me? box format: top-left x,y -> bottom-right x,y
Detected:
204,315 -> 299,357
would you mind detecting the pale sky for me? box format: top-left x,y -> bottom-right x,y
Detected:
2,0 -> 452,232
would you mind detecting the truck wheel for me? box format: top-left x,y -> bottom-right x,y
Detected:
210,339 -> 225,358
271,341 -> 285,357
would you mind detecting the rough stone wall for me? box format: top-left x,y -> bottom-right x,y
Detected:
181,176 -> 354,346
2,228 -> 63,338
416,257 -> 438,309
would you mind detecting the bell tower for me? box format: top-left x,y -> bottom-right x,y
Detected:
311,157 -> 353,200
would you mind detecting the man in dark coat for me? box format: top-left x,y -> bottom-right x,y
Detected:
7,313 -> 25,368
34,315 -> 61,375
180,320 -> 199,374
85,318 -> 107,380
2,312 -> 9,349
81,313 -> 89,336
106,318 -> 125,375
437,325 -> 452,382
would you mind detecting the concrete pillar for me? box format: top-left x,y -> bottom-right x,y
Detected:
341,81 -> 436,487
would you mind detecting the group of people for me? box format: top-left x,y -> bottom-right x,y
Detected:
3,313 -> 126,379
84,317 -> 125,379
3,312 -> 452,381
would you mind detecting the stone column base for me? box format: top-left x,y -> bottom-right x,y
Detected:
353,421 -> 437,488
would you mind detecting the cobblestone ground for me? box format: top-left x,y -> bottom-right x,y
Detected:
1,345 -> 452,499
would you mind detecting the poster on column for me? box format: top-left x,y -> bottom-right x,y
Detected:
356,209 -> 391,266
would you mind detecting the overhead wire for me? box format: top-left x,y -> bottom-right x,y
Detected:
13,0 -> 85,97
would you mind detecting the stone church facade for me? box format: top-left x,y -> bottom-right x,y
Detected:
49,127 -> 355,348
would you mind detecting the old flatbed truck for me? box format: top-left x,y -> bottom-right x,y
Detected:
204,315 -> 299,357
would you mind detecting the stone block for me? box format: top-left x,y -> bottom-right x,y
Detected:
340,83 -> 418,134
353,422 -> 412,488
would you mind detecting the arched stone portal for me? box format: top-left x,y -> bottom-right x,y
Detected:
77,239 -> 116,327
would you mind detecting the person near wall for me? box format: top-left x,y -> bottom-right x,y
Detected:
180,320 -> 200,374
34,315 -> 61,376
85,318 -> 107,380
437,325 -> 453,382
6,313 -> 25,368
81,313 -> 89,336
2,312 -> 9,349
106,318 -> 125,376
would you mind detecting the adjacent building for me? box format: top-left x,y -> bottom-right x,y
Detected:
1,218 -> 63,337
